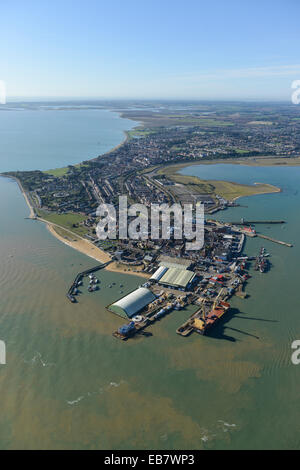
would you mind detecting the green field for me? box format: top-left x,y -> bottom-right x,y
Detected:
36,210 -> 89,236
122,111 -> 234,128
44,167 -> 69,177
157,165 -> 280,201
126,128 -> 156,139
43,162 -> 88,177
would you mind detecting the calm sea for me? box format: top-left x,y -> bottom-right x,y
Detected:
0,106 -> 136,171
0,109 -> 299,449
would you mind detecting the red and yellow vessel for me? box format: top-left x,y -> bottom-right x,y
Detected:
192,296 -> 231,335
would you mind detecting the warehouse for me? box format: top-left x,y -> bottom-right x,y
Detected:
159,267 -> 196,290
158,255 -> 192,270
109,287 -> 156,318
150,266 -> 168,282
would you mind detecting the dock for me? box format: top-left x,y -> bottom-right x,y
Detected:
113,293 -> 198,341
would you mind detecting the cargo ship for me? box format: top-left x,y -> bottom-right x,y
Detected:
192,299 -> 231,335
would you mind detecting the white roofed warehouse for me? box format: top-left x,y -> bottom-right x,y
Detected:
158,267 -> 196,290
108,287 -> 156,319
150,266 -> 168,282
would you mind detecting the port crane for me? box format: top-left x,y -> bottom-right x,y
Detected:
199,288 -> 225,322
212,288 -> 226,310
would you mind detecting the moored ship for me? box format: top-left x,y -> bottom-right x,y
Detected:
192,299 -> 231,335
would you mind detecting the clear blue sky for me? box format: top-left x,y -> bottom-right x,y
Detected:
1,0 -> 300,100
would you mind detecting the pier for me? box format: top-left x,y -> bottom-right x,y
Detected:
67,261 -> 112,302
208,219 -> 285,226
257,233 -> 293,248
229,220 -> 285,226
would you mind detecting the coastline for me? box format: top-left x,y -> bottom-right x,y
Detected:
1,169 -> 280,275
46,223 -> 111,263
0,174 -> 36,218
46,222 -> 150,278
159,155 -> 300,171
231,182 -> 282,202
1,108 -> 290,280
46,110 -> 141,173
1,174 -> 149,278
156,164 -> 282,205
47,223 -> 149,278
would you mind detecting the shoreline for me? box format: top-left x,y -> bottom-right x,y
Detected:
1,174 -> 149,278
231,183 -> 282,202
160,155 -> 300,171
45,110 -> 141,173
0,174 -> 36,218
0,109 -> 289,280
156,164 -> 282,207
1,170 -> 280,275
45,222 -> 150,278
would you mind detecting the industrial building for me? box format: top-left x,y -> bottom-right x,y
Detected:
108,287 -> 156,319
158,267 -> 196,290
158,255 -> 192,270
150,266 -> 168,281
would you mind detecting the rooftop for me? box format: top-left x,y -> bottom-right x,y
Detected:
109,287 -> 156,318
159,267 -> 195,289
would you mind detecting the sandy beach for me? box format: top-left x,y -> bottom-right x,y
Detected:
46,224 -> 111,263
46,224 -> 150,278
6,172 -> 280,279
2,175 -> 148,277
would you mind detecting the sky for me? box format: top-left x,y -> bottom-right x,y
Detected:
1,0 -> 300,101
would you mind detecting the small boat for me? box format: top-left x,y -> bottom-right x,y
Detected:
68,294 -> 76,303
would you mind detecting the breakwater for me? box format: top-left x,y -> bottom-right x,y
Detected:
67,261 -> 112,302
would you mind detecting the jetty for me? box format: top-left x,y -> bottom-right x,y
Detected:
229,220 -> 285,226
257,233 -> 293,248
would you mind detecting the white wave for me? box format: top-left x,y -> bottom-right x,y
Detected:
67,396 -> 84,405
23,351 -> 55,367
218,420 -> 237,428
66,380 -> 125,406
109,381 -> 120,388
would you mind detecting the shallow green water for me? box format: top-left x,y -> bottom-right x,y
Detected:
0,161 -> 299,449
